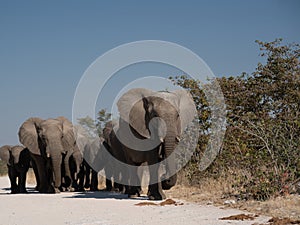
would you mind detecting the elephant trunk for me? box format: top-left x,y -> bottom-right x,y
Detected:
47,141 -> 64,192
161,132 -> 177,190
51,152 -> 62,192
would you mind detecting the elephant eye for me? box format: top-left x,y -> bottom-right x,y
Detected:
152,112 -> 158,118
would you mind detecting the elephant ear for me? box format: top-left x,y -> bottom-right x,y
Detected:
173,89 -> 197,134
73,125 -> 90,154
117,88 -> 155,138
11,145 -> 25,164
0,145 -> 11,165
18,117 -> 43,155
56,117 -> 75,152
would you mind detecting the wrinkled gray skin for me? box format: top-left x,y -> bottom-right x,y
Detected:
116,88 -> 196,200
0,145 -> 31,193
18,117 -> 77,193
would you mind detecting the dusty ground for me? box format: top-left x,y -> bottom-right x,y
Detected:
0,176 -> 272,225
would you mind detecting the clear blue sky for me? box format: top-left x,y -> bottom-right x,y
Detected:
0,0 -> 299,145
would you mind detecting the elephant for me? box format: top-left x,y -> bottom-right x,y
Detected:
115,88 -> 196,200
18,116 -> 77,193
102,121 -> 133,193
0,145 -> 31,193
75,126 -> 125,192
73,126 -> 99,191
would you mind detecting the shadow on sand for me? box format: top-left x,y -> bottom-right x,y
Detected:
0,186 -> 149,201
0,187 -> 39,195
64,190 -> 149,201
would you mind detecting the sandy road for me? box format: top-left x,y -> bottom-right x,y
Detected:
0,176 -> 270,225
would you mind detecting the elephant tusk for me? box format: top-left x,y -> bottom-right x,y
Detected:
47,153 -> 51,158
159,137 -> 164,143
175,136 -> 181,142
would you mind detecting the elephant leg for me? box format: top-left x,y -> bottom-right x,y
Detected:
90,170 -> 98,191
77,164 -> 85,191
103,166 -> 113,191
112,167 -> 125,193
34,156 -> 54,193
126,166 -> 141,198
8,167 -> 18,194
147,161 -> 165,200
113,180 -> 124,193
18,170 -> 28,193
84,162 -> 91,189
63,152 -> 72,190
105,178 -> 113,191
70,166 -> 78,192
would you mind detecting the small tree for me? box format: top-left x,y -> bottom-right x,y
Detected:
77,109 -> 112,138
96,109 -> 112,137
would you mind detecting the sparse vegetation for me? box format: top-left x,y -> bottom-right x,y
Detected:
77,109 -> 112,138
171,39 -> 300,201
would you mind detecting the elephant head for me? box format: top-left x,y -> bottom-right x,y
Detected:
0,145 -> 30,166
0,145 -> 12,166
117,88 -> 196,190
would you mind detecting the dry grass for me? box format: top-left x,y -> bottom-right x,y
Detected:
236,195 -> 300,220
165,171 -> 300,220
165,171 -> 238,205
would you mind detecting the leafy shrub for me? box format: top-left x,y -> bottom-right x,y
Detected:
171,39 -> 300,200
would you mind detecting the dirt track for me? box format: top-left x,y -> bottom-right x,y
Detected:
0,176 -> 270,225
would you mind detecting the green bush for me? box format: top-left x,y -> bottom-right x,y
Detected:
171,39 -> 300,200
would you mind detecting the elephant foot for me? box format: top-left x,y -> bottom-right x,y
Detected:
90,187 -> 99,191
126,186 -> 141,198
147,191 -> 166,200
54,187 -> 61,193
19,189 -> 28,194
77,187 -> 85,192
147,184 -> 166,200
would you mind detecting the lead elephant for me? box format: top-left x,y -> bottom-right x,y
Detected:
18,116 -> 77,193
0,145 -> 31,193
116,88 -> 196,200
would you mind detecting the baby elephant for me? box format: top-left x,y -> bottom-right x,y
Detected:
0,145 -> 31,193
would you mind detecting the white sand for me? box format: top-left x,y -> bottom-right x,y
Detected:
0,176 -> 270,225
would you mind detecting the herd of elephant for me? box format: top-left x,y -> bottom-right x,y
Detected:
0,88 -> 196,200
